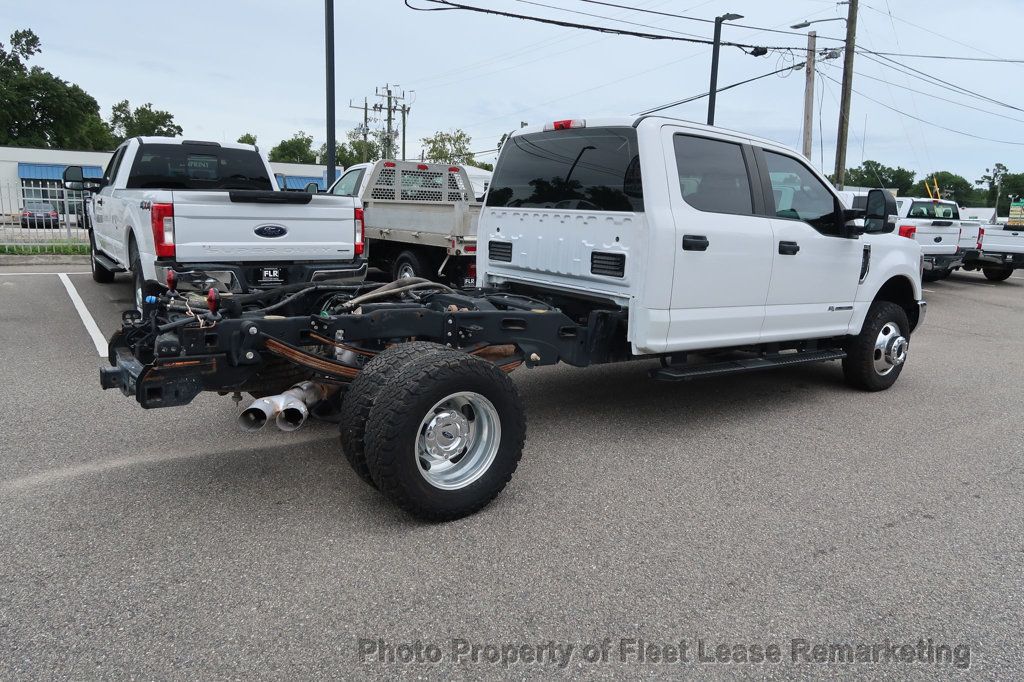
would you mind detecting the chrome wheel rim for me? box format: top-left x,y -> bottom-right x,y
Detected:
397,262 -> 416,279
415,391 -> 500,490
873,321 -> 907,376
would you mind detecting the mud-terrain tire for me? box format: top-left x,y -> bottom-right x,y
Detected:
338,342 -> 459,487
842,301 -> 911,392
364,351 -> 526,521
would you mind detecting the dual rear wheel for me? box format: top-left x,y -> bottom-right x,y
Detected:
339,343 -> 526,521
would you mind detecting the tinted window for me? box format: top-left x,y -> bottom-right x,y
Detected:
763,151 -> 839,234
674,135 -> 752,215
332,168 -> 364,196
25,201 -> 54,211
126,144 -> 273,191
103,146 -> 125,185
486,127 -> 643,211
908,200 -> 959,219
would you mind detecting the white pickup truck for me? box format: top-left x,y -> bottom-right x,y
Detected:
64,137 -> 366,307
893,197 -> 962,282
963,223 -> 1024,281
101,116 -> 926,520
328,160 -> 484,285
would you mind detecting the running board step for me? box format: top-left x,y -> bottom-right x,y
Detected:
651,349 -> 847,382
93,251 -> 126,272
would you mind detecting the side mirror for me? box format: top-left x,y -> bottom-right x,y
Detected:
864,188 -> 897,234
304,181 -> 320,194
63,165 -> 84,191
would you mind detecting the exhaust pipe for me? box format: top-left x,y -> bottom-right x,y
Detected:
238,381 -> 328,432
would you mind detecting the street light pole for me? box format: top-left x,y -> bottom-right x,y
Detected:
324,0 -> 336,185
707,13 -> 743,126
833,0 -> 859,189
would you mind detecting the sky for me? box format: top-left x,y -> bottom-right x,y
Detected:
3,0 -> 1022,185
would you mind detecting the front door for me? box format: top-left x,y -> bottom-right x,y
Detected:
666,130 -> 773,351
758,149 -> 862,341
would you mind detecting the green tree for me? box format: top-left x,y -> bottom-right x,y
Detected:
996,172 -> 1024,215
108,100 -> 182,141
910,171 -> 982,205
269,131 -> 316,164
421,129 -> 475,165
976,163 -> 1007,206
0,28 -> 113,150
236,132 -> 257,145
843,160 -> 915,196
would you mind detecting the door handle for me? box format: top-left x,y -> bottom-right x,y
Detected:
96,198 -> 104,206
682,235 -> 709,251
779,241 -> 800,255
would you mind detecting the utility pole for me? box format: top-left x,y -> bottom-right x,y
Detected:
833,0 -> 859,189
324,0 -> 336,185
707,12 -> 743,126
348,97 -> 371,162
372,85 -> 405,160
398,104 -> 411,161
802,31 -> 816,160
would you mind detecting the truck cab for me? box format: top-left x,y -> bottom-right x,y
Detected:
479,116 -> 923,356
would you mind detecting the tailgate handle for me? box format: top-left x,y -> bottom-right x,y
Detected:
682,235 -> 709,251
779,241 -> 800,255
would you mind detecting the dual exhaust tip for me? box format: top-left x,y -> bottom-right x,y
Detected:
238,381 -> 325,433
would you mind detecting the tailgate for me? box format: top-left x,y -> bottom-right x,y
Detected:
982,227 -> 1024,254
169,191 -> 356,262
910,221 -> 960,255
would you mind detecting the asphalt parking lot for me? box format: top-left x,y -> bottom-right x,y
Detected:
1,262 -> 1022,678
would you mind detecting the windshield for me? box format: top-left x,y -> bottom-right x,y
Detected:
486,127 -> 643,211
126,144 -> 273,191
25,202 -> 54,211
907,200 -> 959,219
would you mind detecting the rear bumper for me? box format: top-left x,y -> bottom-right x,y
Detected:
966,251 -> 1024,269
157,259 -> 367,293
923,253 -> 963,270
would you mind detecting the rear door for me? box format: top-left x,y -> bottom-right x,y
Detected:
757,148 -> 862,340
665,130 -> 772,350
92,144 -> 126,255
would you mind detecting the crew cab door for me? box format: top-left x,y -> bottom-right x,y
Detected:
665,130 -> 772,350
93,144 -> 127,257
755,148 -> 862,341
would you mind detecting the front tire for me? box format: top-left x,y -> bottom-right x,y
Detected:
89,233 -> 115,283
842,301 -> 911,391
364,352 -> 526,521
982,266 -> 1013,282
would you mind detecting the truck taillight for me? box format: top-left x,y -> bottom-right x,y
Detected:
151,203 -> 175,258
977,227 -> 985,250
48,210 -> 58,218
898,225 -> 917,239
354,207 -> 364,256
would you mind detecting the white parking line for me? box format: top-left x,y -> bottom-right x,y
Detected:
0,271 -> 90,276
57,273 -> 107,357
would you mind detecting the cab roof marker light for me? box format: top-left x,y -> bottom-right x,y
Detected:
544,119 -> 586,131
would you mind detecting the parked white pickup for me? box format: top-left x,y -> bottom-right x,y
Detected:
893,197 -> 962,281
962,224 -> 1024,281
65,137 -> 365,307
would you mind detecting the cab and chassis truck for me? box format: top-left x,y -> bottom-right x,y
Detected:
96,116 -> 926,521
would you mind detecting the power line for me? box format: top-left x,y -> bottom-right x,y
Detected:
637,63 -> 805,115
574,0 -> 846,41
818,71 -> 1024,147
408,0 -> 804,53
856,50 -> 1024,114
514,0 -> 708,40
817,60 -> 1024,125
